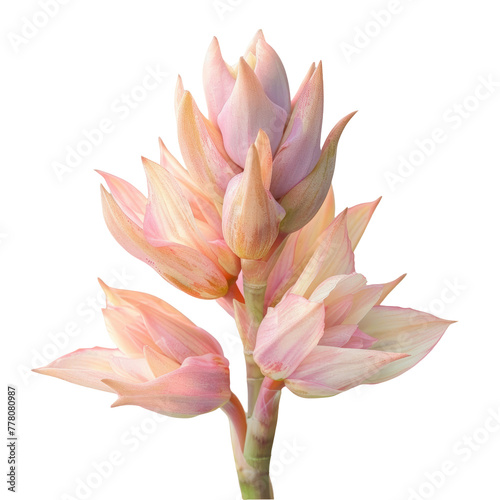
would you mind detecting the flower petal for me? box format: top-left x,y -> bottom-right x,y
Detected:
295,187 -> 335,258
101,186 -> 228,299
96,171 -> 146,227
254,129 -> 273,189
359,306 -> 454,383
177,91 -> 241,202
375,274 -> 407,305
218,58 -> 288,167
143,345 -> 181,377
319,324 -> 358,348
138,303 -> 224,363
324,297 -> 353,326
291,211 -> 355,299
291,63 -> 315,110
103,354 -> 231,418
203,37 -> 236,124
309,273 -> 366,303
342,329 -> 378,349
142,157 -> 213,255
271,62 -> 323,198
33,347 -> 133,393
244,30 -> 266,60
285,346 -> 408,398
346,197 -> 381,250
342,285 -> 383,325
101,304 -> 152,358
319,324 -> 376,349
159,139 -> 224,241
254,294 -> 325,380
222,145 -> 285,259
174,75 -> 185,117
254,38 -> 291,115
279,111 -> 357,233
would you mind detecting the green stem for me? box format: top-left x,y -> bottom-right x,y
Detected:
245,353 -> 264,418
239,377 -> 284,499
242,276 -> 266,417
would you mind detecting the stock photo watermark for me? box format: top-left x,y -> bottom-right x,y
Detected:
51,65 -> 172,182
60,412 -> 170,500
406,405 -> 500,500
417,277 -> 467,317
230,438 -> 306,499
7,0 -> 73,54
339,0 -> 418,63
212,0 -> 246,21
17,267 -> 134,385
384,74 -> 499,192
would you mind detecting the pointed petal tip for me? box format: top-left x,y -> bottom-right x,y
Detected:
109,396 -> 128,409
101,378 -> 119,392
337,208 -> 348,220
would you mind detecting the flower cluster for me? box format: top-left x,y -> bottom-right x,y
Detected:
36,31 -> 452,498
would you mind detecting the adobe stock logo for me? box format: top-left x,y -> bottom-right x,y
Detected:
51,65 -> 171,182
212,0 -> 246,21
407,405 -> 500,500
384,74 -> 499,191
339,0 -> 417,63
7,0 -> 73,54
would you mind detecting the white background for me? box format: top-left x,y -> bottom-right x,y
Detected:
2,0 -> 499,499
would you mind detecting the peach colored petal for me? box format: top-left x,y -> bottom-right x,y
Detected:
218,58 -> 288,167
33,347 -> 133,393
254,129 -> 273,189
103,354 -> 231,418
222,145 -> 285,259
101,304 -> 152,358
177,91 -> 241,202
142,157 -> 214,260
346,197 -> 382,251
359,306 -> 454,384
342,285 -> 383,324
143,345 -> 181,377
254,39 -> 291,114
375,274 -> 407,305
295,187 -> 335,258
101,186 -> 228,299
319,324 -> 376,349
254,294 -> 325,380
174,75 -> 185,117
291,63 -> 315,110
324,297 -> 353,326
309,273 -> 366,303
96,170 -> 146,226
279,112 -> 357,233
203,37 -> 236,124
271,62 -> 323,198
138,303 -> 224,362
285,346 -> 408,398
291,211 -> 355,299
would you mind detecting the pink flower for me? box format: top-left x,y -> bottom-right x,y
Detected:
200,30 -> 357,233
33,282 -> 232,417
249,196 -> 454,397
222,133 -> 285,259
99,153 -> 240,300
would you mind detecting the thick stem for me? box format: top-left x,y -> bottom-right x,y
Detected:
242,276 -> 266,417
245,353 -> 264,418
239,377 -> 284,499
